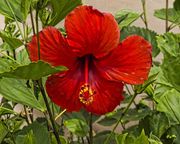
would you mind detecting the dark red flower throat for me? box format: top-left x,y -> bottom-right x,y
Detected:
78,55 -> 96,105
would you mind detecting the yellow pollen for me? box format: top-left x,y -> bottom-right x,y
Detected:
79,83 -> 95,105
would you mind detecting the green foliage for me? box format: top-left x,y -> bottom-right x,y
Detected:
49,0 -> 82,26
174,0 -> 180,10
157,33 -> 180,92
0,122 -> 8,143
121,26 -> 159,57
154,8 -> 180,24
15,120 -> 50,144
21,0 -> 32,20
115,9 -> 140,29
0,78 -> 45,111
0,0 -> 23,22
64,119 -> 89,137
155,89 -> 180,123
0,31 -> 23,49
139,112 -> 170,138
166,124 -> 180,144
0,106 -> 17,116
0,60 -> 68,80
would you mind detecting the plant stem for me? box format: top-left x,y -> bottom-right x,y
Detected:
125,84 -> 137,108
55,109 -> 67,121
104,92 -> 138,144
141,0 -> 148,29
35,10 -> 41,59
23,106 -> 30,124
30,6 -> 36,35
165,0 -> 169,32
37,79 -> 61,144
89,113 -> 93,144
34,7 -> 61,144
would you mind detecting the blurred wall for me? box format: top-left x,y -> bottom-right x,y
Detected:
0,0 -> 178,33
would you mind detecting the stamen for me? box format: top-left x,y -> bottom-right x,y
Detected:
79,83 -> 94,105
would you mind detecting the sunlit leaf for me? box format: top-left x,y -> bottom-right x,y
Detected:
49,0 -> 82,26
154,8 -> 180,24
0,78 -> 45,111
135,130 -> 149,144
15,120 -> 50,144
0,61 -> 68,80
157,33 -> 180,92
64,119 -> 89,137
115,133 -> 128,144
0,32 -> 23,49
139,112 -> 170,138
21,0 -> 32,20
0,0 -> 23,22
0,107 -> 17,116
0,122 -> 8,143
115,9 -> 140,28
156,89 -> 180,123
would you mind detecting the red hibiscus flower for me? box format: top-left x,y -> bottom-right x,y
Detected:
28,6 -> 152,115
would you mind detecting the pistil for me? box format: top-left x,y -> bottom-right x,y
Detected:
79,56 -> 95,105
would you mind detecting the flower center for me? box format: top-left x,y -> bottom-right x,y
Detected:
78,56 -> 95,105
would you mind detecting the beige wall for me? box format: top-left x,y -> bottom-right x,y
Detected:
0,0 -> 179,33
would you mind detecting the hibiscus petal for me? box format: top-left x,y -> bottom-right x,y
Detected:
85,69 -> 124,115
28,26 -> 76,68
96,35 -> 152,84
65,5 -> 120,58
46,63 -> 83,112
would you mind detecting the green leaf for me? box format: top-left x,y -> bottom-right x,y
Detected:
0,32 -> 23,49
148,134 -> 163,144
21,0 -> 32,20
135,130 -> 149,144
0,78 -> 45,111
49,0 -> 82,26
115,9 -> 140,28
115,133 -> 128,144
134,73 -> 158,94
157,33 -> 180,57
0,106 -> 17,116
157,33 -> 180,92
0,122 -> 8,143
121,26 -> 159,57
16,48 -> 31,65
16,130 -> 36,144
0,0 -> 23,22
0,61 -> 68,80
94,131 -> 116,144
154,8 -> 180,24
98,117 -> 117,126
64,119 -> 89,137
139,112 -> 170,138
0,58 -> 18,74
51,135 -> 67,144
174,0 -> 180,10
156,89 -> 180,123
15,120 -> 50,144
